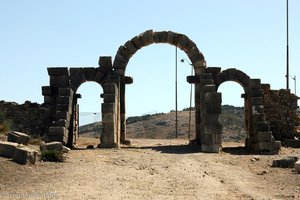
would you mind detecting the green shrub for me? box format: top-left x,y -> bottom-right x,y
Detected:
0,120 -> 11,134
41,150 -> 63,162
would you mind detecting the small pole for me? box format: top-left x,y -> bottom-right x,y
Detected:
175,46 -> 178,138
188,66 -> 193,140
294,76 -> 296,95
286,0 -> 289,89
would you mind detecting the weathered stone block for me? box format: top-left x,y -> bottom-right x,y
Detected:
48,127 -> 66,136
99,56 -> 112,68
227,68 -> 237,80
203,124 -> 222,135
7,131 -> 30,145
201,133 -> 222,145
56,111 -> 71,122
202,114 -> 220,124
46,135 -> 64,143
256,142 -> 271,152
204,93 -> 222,114
254,122 -> 269,132
251,89 -> 263,97
83,67 -> 96,81
153,31 -> 168,43
272,157 -> 295,168
40,141 -> 63,154
201,144 -> 220,153
102,103 -> 116,113
13,146 -> 37,165
139,29 -> 154,46
56,96 -> 72,105
103,83 -> 117,94
0,141 -> 18,158
44,96 -> 56,104
124,40 -> 138,54
255,131 -> 272,142
42,86 -> 54,96
177,35 -> 190,51
103,94 -> 117,103
186,46 -> 200,59
125,76 -> 133,84
250,79 -> 261,89
202,85 -> 216,94
58,88 -> 74,97
117,46 -> 132,60
55,119 -> 69,128
56,104 -> 71,112
167,31 -> 176,45
94,70 -> 105,83
50,76 -> 69,88
48,67 -> 69,76
131,36 -> 143,49
187,75 -> 200,84
70,68 -> 86,83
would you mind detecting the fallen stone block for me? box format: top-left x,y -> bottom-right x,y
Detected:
295,160 -> 300,173
13,146 -> 37,165
40,141 -> 63,154
0,141 -> 18,158
62,146 -> 70,153
272,157 -> 295,168
7,131 -> 30,145
40,141 -> 67,162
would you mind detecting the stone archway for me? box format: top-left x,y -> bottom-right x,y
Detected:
209,68 -> 251,146
214,68 -> 251,132
42,57 -> 121,148
112,30 -> 207,144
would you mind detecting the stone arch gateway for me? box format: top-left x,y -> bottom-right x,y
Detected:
112,30 -> 207,145
42,29 -> 282,154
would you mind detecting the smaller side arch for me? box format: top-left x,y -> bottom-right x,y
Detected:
214,68 -> 250,92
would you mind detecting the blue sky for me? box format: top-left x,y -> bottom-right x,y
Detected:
0,0 -> 299,122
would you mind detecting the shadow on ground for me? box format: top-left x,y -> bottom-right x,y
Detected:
125,144 -> 201,154
221,146 -> 251,155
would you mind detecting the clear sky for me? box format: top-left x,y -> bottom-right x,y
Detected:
0,0 -> 299,121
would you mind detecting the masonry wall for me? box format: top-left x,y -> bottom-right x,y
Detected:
262,84 -> 299,141
0,101 -> 50,137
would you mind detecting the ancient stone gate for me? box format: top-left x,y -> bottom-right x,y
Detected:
42,29 -> 291,154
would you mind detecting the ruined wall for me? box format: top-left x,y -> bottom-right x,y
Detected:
0,101 -> 50,137
262,84 -> 299,141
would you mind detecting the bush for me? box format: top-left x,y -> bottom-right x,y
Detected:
41,150 -> 64,162
0,120 -> 11,134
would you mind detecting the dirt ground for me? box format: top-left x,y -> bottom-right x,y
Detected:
0,137 -> 299,200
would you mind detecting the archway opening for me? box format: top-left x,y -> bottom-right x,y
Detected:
124,44 -> 195,147
217,81 -> 247,149
75,82 -> 103,148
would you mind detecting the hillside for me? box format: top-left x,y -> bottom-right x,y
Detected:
79,105 -> 245,142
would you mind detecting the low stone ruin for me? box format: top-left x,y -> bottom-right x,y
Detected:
0,131 -> 69,164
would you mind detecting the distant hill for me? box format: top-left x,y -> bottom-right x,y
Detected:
79,105 -> 246,142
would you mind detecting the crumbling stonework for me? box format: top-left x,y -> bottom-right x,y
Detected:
0,101 -> 50,137
261,84 -> 299,141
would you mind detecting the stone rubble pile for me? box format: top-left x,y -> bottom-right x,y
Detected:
262,86 -> 299,141
0,101 -> 50,137
0,131 -> 69,164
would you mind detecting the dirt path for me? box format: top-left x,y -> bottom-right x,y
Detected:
0,138 -> 299,200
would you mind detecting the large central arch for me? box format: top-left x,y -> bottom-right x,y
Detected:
112,30 -> 207,144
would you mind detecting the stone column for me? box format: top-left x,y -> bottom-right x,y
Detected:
100,83 -> 120,148
200,77 -> 222,153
